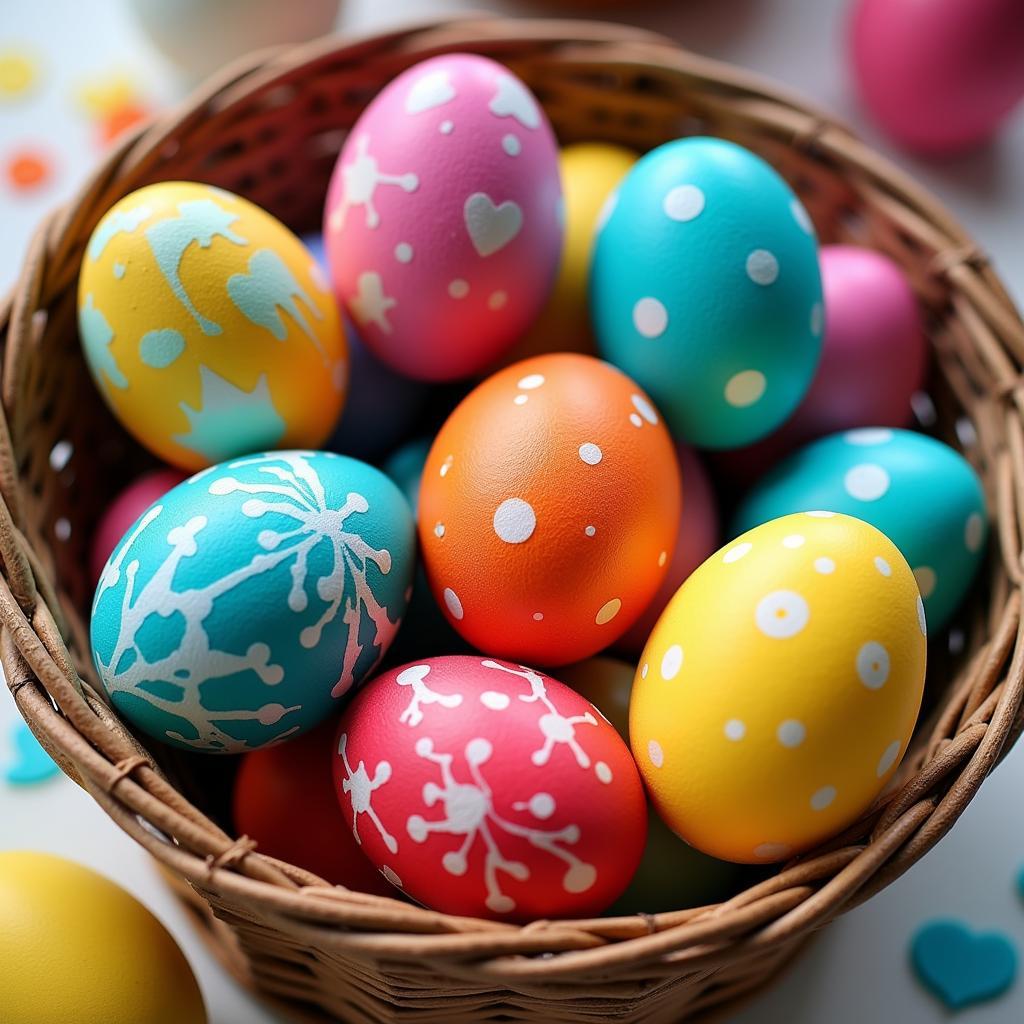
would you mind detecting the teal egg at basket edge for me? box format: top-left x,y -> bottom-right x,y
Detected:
90,450 -> 416,753
732,428 -> 987,632
591,136 -> 823,450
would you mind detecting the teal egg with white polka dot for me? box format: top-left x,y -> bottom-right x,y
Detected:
732,428 -> 987,631
591,137 -> 823,449
90,450 -> 415,753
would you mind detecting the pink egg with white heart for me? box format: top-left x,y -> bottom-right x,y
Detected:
324,53 -> 563,381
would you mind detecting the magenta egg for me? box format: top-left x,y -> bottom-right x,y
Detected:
850,0 -> 1024,154
324,54 -> 563,381
89,468 -> 187,584
715,245 -> 927,481
617,444 -> 719,655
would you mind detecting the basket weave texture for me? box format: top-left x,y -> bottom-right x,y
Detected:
4,16 -> 1024,1024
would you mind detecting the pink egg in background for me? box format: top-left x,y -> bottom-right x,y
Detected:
89,467 -> 187,584
715,244 -> 927,482
850,0 -> 1024,155
324,54 -> 563,381
616,444 -> 718,656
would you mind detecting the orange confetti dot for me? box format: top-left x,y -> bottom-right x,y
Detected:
6,150 -> 52,191
98,101 -> 150,146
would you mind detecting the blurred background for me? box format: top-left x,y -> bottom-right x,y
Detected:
2,1 -> 1023,1021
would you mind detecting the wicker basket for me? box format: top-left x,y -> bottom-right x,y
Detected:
4,16 -> 1024,1024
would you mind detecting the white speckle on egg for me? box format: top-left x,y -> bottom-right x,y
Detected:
724,718 -> 746,741
755,590 -> 809,639
723,542 -> 752,564
805,510 -> 835,518
633,297 -> 668,339
394,242 -> 414,263
631,393 -> 659,425
857,641 -> 890,689
533,612 -> 544,621
724,370 -> 766,408
629,413 -> 643,428
381,865 -> 403,888
440,455 -> 453,477
754,842 -> 790,861
448,279 -> 469,299
528,792 -> 556,817
815,557 -> 835,574
518,374 -> 545,390
917,595 -> 928,637
777,719 -> 806,748
514,394 -> 529,405
661,644 -> 684,680
488,290 -> 507,310
595,761 -> 613,784
810,785 -> 837,812
782,534 -> 805,549
746,249 -> 779,286
658,550 -> 667,567
493,498 -> 536,544
480,690 -> 511,711
791,198 -> 814,235
579,442 -> 602,465
596,598 -> 622,625
810,302 -> 824,336
443,587 -> 464,620
844,463 -> 890,501
434,522 -> 445,538
662,184 -> 705,222
641,662 -> 649,679
913,566 -> 936,599
874,556 -> 892,577
965,512 -> 984,553
439,119 -> 454,134
877,740 -> 902,778
647,739 -> 664,768
502,134 -> 521,157
845,428 -> 893,446
584,525 -> 596,537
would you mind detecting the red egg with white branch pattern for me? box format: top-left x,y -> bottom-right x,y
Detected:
332,655 -> 646,921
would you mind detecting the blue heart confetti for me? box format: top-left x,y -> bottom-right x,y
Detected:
911,919 -> 1018,1011
2,720 -> 60,786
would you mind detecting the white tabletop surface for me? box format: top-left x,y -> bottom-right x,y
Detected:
2,1 -> 1024,1022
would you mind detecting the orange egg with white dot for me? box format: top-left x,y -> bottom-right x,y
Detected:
418,353 -> 681,665
630,511 -> 926,864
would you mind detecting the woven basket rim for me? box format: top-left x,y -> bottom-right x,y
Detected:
3,14 -> 1024,1010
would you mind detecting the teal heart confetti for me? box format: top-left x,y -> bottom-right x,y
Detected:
911,919 -> 1018,1010
2,720 -> 60,786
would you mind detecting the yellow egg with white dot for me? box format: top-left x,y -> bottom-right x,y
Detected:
630,510 -> 926,864
78,181 -> 347,470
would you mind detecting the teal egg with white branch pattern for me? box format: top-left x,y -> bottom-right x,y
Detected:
732,428 -> 987,632
591,137 -> 823,449
90,450 -> 415,753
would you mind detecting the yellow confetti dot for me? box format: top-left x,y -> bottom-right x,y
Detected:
0,50 -> 38,100
76,73 -> 140,118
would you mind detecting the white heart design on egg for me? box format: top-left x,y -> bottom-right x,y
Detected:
464,193 -> 523,256
405,69 -> 457,114
489,74 -> 540,129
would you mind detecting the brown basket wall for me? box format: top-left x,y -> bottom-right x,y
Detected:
3,16 -> 1024,1024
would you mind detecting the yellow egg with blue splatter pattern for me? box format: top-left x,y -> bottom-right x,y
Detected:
630,511 -> 926,864
78,181 -> 347,470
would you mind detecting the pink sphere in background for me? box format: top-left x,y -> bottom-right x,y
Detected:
616,444 -> 718,656
324,54 -> 563,381
90,468 -> 187,584
850,0 -> 1024,154
715,244 -> 927,482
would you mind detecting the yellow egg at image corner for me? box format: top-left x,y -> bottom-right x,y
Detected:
497,142 -> 638,366
0,851 -> 206,1024
630,511 -> 927,865
77,181 -> 348,471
